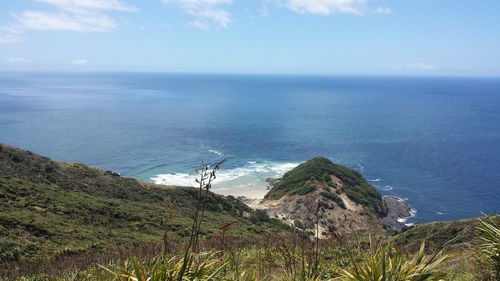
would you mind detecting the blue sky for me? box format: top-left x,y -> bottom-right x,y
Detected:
1,0 -> 499,75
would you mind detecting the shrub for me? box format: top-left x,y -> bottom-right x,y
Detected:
249,209 -> 271,224
320,191 -> 346,209
10,152 -> 23,163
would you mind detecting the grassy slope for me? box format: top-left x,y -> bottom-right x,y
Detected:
264,157 -> 384,215
392,215 -> 500,251
0,144 -> 290,262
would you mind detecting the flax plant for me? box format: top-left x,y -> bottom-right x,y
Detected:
337,241 -> 448,281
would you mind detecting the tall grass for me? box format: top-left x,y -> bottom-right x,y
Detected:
100,253 -> 226,281
475,216 -> 500,280
337,241 -> 448,281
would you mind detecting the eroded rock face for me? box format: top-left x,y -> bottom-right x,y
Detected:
258,175 -> 386,238
256,157 -> 414,238
380,196 -> 413,230
265,176 -> 280,188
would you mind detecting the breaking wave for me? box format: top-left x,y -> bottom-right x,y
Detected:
381,185 -> 393,191
151,161 -> 300,189
397,208 -> 418,227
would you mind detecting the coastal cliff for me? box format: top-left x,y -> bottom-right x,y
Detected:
257,157 -> 413,237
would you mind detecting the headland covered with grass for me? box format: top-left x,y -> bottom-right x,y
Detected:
0,143 -> 499,280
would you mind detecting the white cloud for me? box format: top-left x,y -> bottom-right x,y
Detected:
0,0 -> 135,43
7,57 -> 31,63
164,0 -> 232,29
34,0 -> 136,12
282,0 -> 367,15
410,63 -> 437,71
12,11 -> 117,32
72,58 -> 88,64
0,25 -> 25,43
373,6 -> 392,14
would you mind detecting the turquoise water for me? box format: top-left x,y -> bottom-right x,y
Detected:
1,72 -> 499,223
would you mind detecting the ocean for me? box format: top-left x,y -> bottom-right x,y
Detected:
1,72 -> 499,223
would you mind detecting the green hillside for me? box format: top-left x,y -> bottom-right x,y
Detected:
1,145 -> 498,280
392,215 -> 500,251
264,157 -> 384,215
0,144 -> 290,262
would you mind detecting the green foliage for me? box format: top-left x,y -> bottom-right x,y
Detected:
0,144 -> 290,262
338,241 -> 449,281
320,191 -> 346,209
1,144 -> 497,281
3,232 -> 492,281
392,217 -> 497,251
475,216 -> 500,280
265,157 -> 383,214
249,209 -> 270,224
100,253 -> 226,281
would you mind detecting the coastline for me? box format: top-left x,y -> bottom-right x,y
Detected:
382,195 -> 416,229
212,186 -> 268,199
211,185 -> 415,228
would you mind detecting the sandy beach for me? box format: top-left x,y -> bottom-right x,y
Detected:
211,186 -> 268,200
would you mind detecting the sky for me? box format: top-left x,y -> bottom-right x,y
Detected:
0,0 -> 499,76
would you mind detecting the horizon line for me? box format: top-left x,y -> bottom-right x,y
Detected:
1,70 -> 500,79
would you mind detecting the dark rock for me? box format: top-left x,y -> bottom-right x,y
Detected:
380,196 -> 413,230
265,176 -> 280,187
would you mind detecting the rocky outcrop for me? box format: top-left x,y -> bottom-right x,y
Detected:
258,157 -> 413,238
380,196 -> 413,229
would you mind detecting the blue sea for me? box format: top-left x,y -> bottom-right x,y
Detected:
1,72 -> 499,223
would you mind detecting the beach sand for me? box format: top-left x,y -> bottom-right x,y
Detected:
212,186 -> 268,199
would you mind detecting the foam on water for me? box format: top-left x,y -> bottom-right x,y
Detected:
396,208 -> 417,226
199,145 -> 225,157
151,161 -> 300,190
373,184 -> 393,191
356,163 -> 365,172
152,173 -> 196,187
208,149 -> 224,156
381,185 -> 394,191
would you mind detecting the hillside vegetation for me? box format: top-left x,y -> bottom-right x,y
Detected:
0,144 -> 289,262
1,144 -> 499,280
264,157 -> 384,215
393,215 -> 500,251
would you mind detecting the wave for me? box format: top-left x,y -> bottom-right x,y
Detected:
200,145 -> 225,157
208,149 -> 224,157
382,185 -> 394,191
131,163 -> 171,177
381,185 -> 393,191
151,161 -> 300,189
151,173 -> 196,187
396,207 -> 417,227
356,163 -> 365,172
373,184 -> 393,191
